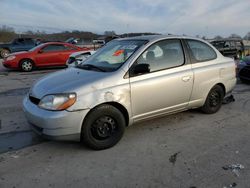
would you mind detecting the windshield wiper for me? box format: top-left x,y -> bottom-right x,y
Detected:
77,64 -> 106,72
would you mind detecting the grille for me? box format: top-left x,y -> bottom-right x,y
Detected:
29,95 -> 40,105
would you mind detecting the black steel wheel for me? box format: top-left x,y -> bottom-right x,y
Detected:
81,105 -> 126,150
201,85 -> 224,114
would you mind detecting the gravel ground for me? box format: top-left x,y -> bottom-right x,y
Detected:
0,59 -> 250,188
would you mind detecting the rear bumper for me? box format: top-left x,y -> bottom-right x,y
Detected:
225,77 -> 237,95
23,95 -> 90,141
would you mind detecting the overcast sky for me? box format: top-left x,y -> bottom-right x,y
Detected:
0,0 -> 249,37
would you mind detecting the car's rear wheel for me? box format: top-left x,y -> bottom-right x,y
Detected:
0,48 -> 10,58
81,105 -> 126,150
20,59 -> 34,72
201,85 -> 225,114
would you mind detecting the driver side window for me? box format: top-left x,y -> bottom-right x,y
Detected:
136,39 -> 185,73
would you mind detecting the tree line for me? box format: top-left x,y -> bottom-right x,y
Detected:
0,25 -> 249,43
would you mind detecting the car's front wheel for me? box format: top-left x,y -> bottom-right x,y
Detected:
201,85 -> 225,114
20,59 -> 34,72
81,105 -> 126,150
0,48 -> 10,58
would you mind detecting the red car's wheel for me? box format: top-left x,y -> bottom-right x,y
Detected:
20,59 -> 34,72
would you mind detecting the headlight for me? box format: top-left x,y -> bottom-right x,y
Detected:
6,55 -> 16,61
38,93 -> 76,111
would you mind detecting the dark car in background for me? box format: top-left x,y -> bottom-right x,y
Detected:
238,56 -> 250,83
0,38 -> 39,58
211,39 -> 245,59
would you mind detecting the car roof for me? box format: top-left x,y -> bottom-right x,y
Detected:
212,39 -> 243,42
42,42 -> 72,45
116,34 -> 204,42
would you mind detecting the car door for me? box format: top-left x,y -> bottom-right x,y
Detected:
35,44 -> 67,66
129,39 -> 194,121
185,39 -> 220,107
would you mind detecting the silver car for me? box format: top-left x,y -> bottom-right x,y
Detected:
23,35 -> 236,150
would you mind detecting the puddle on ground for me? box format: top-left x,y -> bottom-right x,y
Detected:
0,131 -> 44,154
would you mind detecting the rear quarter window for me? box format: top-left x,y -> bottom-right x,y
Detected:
187,40 -> 217,62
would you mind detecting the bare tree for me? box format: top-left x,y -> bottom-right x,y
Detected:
104,31 -> 116,36
0,25 -> 16,42
228,34 -> 242,39
243,32 -> 250,40
214,35 -> 223,40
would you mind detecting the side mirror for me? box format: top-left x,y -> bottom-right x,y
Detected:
130,63 -> 150,76
38,50 -> 43,54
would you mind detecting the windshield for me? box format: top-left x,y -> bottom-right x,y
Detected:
77,39 -> 147,72
28,44 -> 45,52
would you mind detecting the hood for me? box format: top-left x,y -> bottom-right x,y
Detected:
30,67 -> 111,99
0,43 -> 11,47
10,51 -> 30,56
70,50 -> 96,58
70,51 -> 87,57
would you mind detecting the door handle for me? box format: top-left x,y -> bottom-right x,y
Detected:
182,76 -> 191,82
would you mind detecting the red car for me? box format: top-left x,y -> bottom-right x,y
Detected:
2,42 -> 89,71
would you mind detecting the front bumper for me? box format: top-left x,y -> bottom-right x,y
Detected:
23,95 -> 89,141
2,59 -> 18,69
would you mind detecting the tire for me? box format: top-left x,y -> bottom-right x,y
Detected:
81,105 -> 126,150
20,59 -> 33,72
201,85 -> 225,114
0,48 -> 10,58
